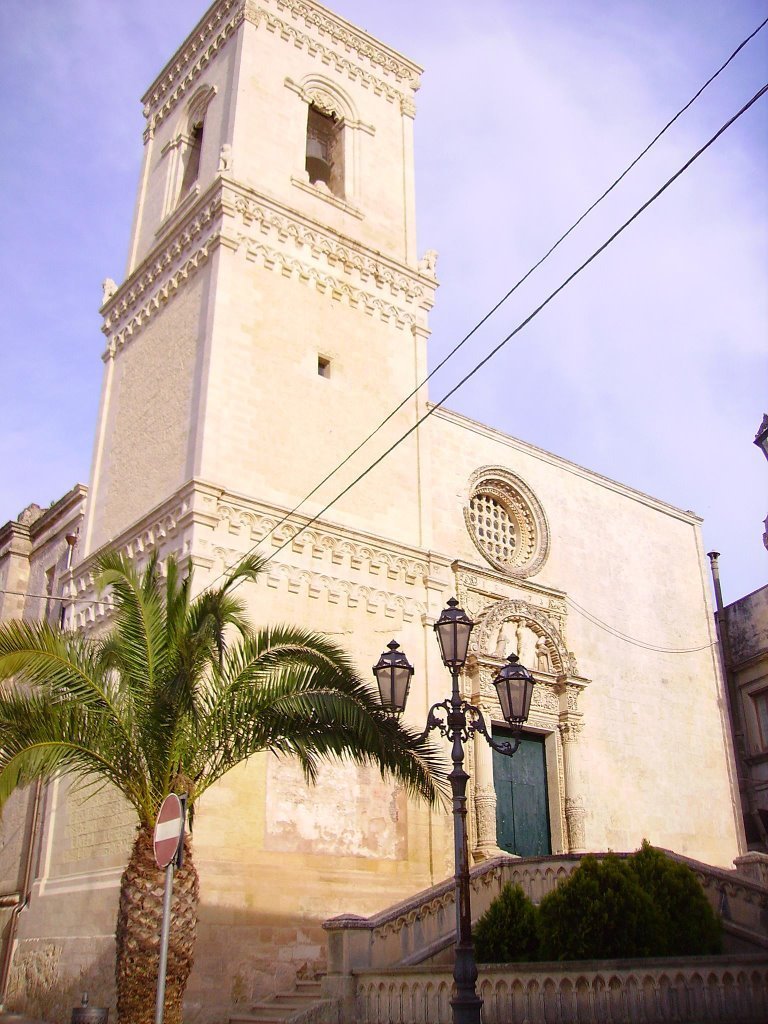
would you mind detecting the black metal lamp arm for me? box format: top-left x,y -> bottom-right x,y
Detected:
467,706 -> 522,758
419,699 -> 522,758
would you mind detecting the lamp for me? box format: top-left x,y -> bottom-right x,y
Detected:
434,598 -> 474,669
374,600 -> 535,1024
493,653 -> 535,727
372,640 -> 414,713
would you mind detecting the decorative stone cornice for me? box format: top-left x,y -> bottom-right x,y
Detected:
100,187 -> 230,356
101,178 -> 435,355
141,0 -> 420,138
214,494 -> 429,586
64,485 -> 204,628
210,547 -> 426,622
232,186 -> 434,309
142,0 -> 243,139
240,238 -> 416,329
269,0 -> 421,85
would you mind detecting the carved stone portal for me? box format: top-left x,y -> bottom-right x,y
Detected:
462,594 -> 590,858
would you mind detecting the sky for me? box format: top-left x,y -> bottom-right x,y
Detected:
0,0 -> 766,606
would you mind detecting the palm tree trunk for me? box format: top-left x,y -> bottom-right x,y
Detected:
115,827 -> 199,1024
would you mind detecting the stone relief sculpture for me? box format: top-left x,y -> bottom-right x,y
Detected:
492,617 -> 538,667
535,635 -> 551,672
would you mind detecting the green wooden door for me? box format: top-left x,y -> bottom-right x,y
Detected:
492,728 -> 551,857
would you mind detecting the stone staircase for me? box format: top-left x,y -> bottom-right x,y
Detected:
229,978 -> 324,1024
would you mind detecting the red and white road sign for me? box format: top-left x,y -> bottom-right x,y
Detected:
154,794 -> 184,869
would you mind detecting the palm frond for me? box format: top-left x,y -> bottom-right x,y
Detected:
94,551 -> 169,701
193,626 -> 448,805
0,688 -> 151,819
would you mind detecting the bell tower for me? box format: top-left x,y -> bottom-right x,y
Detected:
84,0 -> 436,558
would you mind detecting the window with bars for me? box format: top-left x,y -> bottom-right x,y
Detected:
468,492 -> 518,566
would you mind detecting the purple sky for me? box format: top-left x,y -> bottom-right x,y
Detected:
1,0 -> 766,605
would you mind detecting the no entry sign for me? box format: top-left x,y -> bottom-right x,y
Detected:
154,794 -> 184,869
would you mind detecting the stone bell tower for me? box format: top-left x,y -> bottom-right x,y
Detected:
83,0 -> 437,560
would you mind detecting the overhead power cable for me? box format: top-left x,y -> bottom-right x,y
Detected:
211,80 -> 767,593
564,596 -> 716,654
202,15 -> 768,593
0,586 -> 718,655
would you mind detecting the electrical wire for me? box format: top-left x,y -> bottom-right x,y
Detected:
208,80 -> 768,594
0,590 -> 721,654
564,596 -> 717,654
9,47 -> 766,653
201,15 -> 768,594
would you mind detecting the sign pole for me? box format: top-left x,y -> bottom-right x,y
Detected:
152,793 -> 185,1024
154,861 -> 174,1024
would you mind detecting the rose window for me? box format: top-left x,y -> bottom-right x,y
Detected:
464,470 -> 549,577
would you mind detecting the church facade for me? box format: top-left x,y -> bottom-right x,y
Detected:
1,0 -> 745,1018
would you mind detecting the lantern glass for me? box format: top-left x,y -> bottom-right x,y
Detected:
434,598 -> 474,669
372,640 -> 414,713
493,654 -> 535,727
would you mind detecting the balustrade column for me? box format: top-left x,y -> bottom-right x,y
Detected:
559,720 -> 587,853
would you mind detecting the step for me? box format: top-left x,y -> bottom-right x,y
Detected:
229,981 -> 323,1023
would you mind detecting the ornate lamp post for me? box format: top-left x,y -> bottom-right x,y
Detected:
373,598 -> 535,1024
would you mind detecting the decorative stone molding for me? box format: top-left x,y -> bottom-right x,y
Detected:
464,466 -> 550,578
141,0 -> 419,137
284,76 -> 375,134
270,13 -> 412,105
101,178 -> 434,356
142,0 -> 243,139
240,237 -> 415,329
232,191 -> 431,306
470,597 -> 570,675
210,549 -> 425,622
214,499 -> 429,585
268,0 -> 420,85
399,95 -> 417,118
64,488 -> 204,628
100,189 -> 228,354
352,959 -> 768,1024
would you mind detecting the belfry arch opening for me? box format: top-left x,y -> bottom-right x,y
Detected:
305,104 -> 344,198
180,119 -> 204,195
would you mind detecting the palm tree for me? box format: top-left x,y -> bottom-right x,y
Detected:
0,551 -> 445,1024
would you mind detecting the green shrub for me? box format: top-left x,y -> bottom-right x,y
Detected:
628,841 -> 722,955
537,854 -> 662,960
473,883 -> 539,963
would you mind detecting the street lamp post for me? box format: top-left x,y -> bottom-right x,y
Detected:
373,598 -> 536,1024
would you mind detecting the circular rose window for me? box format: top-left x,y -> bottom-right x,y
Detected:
464,469 -> 549,577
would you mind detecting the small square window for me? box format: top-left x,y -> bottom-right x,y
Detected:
318,356 -> 331,378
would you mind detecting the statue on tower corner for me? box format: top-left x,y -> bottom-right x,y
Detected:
218,143 -> 233,173
101,278 -> 117,304
418,249 -> 438,276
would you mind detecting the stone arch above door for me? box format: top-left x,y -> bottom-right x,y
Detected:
469,597 -> 576,678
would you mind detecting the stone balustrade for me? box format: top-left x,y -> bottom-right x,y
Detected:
352,956 -> 768,1024
321,851 -> 768,1022
324,855 -> 580,979
324,852 -> 768,984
